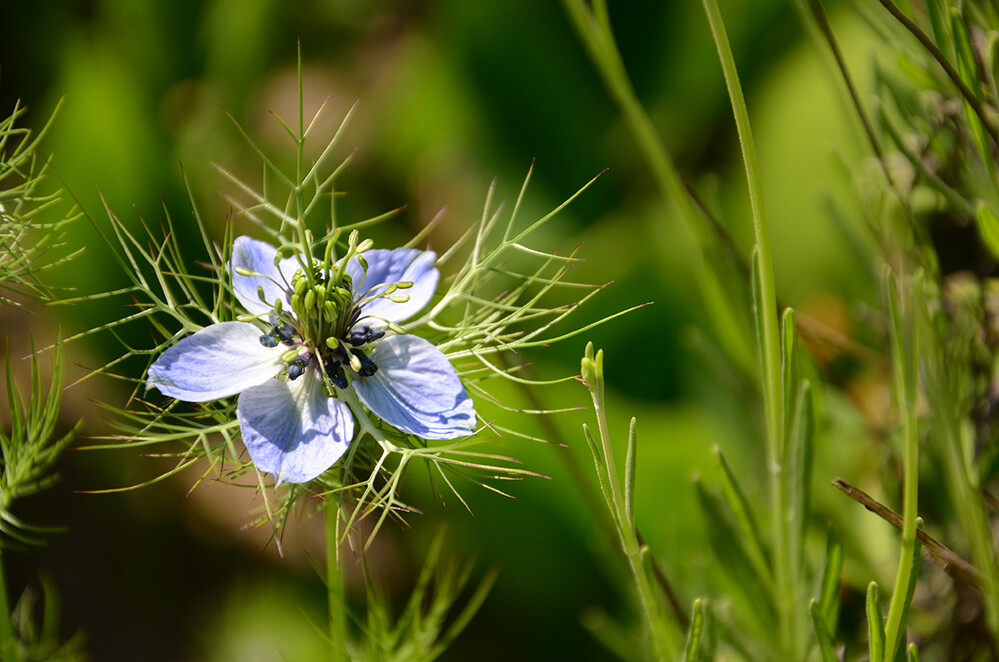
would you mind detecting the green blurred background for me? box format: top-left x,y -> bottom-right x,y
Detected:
1,1 -> 891,659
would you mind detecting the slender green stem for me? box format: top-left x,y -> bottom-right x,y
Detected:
700,0 -> 793,655
883,270 -> 918,662
325,502 -> 350,662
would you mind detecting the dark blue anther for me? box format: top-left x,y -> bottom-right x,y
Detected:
287,356 -> 309,380
347,326 -> 385,347
259,331 -> 280,348
276,323 -> 296,345
325,361 -> 348,389
350,348 -> 379,377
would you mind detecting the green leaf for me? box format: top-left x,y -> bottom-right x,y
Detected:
817,528 -> 843,635
694,479 -> 776,622
974,200 -> 999,262
625,417 -> 637,532
867,581 -> 885,662
713,446 -> 773,589
683,598 -> 705,662
786,380 -> 814,563
808,599 -> 838,662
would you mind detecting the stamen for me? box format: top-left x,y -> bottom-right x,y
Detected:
259,331 -> 280,348
350,348 -> 378,377
325,361 -> 348,389
287,356 -> 309,380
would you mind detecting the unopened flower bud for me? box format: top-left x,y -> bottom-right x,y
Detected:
234,267 -> 254,277
304,289 -> 316,311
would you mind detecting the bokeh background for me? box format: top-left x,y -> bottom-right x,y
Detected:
1,1 -> 892,660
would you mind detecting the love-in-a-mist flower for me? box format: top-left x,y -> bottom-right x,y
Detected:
147,234 -> 476,484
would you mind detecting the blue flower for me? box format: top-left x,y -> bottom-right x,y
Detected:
147,236 -> 476,484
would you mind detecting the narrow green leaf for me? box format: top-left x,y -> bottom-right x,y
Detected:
924,0 -> 951,54
808,599 -> 839,662
713,446 -> 773,588
683,598 -> 705,662
694,479 -> 776,618
974,200 -> 999,262
624,417 -> 637,532
786,380 -> 814,561
951,9 -> 992,177
868,581 -> 885,662
817,527 -> 843,635
781,307 -> 798,442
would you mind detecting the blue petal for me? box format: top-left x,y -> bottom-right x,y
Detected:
346,249 -> 438,326
147,322 -> 285,402
237,369 -> 354,484
353,334 -> 476,439
231,236 -> 302,316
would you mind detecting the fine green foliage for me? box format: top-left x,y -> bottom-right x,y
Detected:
353,527 -> 498,662
0,345 -> 82,662
0,100 -> 82,307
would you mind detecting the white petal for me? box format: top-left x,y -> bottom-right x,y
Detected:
237,370 -> 354,484
147,322 -> 285,402
231,236 -> 302,316
346,249 -> 438,326
353,334 -> 476,439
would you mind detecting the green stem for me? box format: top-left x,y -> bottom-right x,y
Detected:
325,502 -> 350,662
700,0 -> 792,655
883,270 -> 919,662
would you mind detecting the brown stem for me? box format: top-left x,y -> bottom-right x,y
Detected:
833,477 -> 985,589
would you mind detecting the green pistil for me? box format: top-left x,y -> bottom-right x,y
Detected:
290,268 -> 355,355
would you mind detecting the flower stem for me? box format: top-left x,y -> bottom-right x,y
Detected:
883,269 -> 918,661
325,501 -> 350,662
700,0 -> 794,655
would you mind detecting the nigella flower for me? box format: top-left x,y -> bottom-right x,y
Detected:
147,235 -> 476,484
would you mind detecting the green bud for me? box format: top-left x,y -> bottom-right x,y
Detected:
349,352 -> 362,372
388,294 -> 410,303
348,229 -> 359,247
316,284 -> 327,308
304,289 -> 316,310
257,285 -> 267,302
580,342 -> 604,393
383,283 -> 398,295
324,301 -> 336,321
291,293 -> 301,311
395,281 -> 414,289
273,298 -> 283,314
356,238 -> 374,253
281,349 -> 300,363
234,267 -> 255,277
326,337 -> 340,350
294,276 -> 307,296
357,255 -> 368,272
